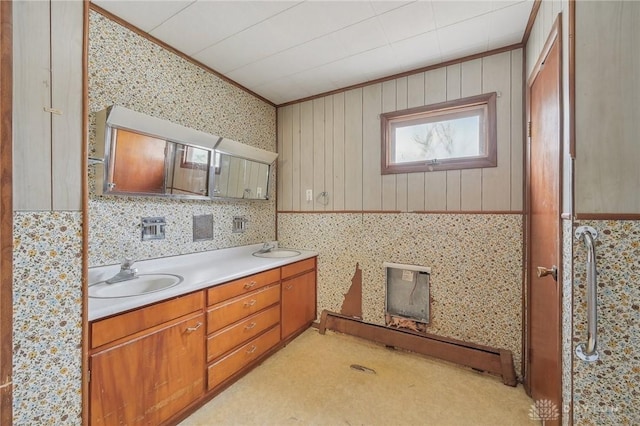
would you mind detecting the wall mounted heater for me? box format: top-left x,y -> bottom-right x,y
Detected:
384,262 -> 431,332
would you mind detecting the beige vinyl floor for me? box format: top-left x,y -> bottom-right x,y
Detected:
181,328 -> 537,426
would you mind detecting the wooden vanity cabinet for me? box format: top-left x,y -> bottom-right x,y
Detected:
205,269 -> 281,391
281,258 -> 317,341
88,258 -> 317,425
89,292 -> 205,426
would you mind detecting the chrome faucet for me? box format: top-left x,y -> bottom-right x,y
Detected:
257,242 -> 275,253
106,258 -> 139,284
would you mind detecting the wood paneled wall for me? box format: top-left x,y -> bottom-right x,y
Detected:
0,2 -> 11,423
574,1 -> 640,214
13,0 -> 83,211
526,0 -> 566,79
277,49 -> 524,213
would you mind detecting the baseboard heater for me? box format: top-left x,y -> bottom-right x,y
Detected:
318,310 -> 517,387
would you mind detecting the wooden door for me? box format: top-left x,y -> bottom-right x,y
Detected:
527,21 -> 562,421
90,313 -> 205,425
112,129 -> 166,193
0,1 -> 12,424
281,271 -> 316,340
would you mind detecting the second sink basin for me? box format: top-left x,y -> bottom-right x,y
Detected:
252,249 -> 301,258
89,273 -> 184,298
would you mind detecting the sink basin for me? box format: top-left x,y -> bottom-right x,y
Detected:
89,273 -> 184,298
252,249 -> 301,258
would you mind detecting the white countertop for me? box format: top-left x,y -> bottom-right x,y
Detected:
88,243 -> 317,321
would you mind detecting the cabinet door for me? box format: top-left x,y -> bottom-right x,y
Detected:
90,314 -> 205,425
281,270 -> 316,340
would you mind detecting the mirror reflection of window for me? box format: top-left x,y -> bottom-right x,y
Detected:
180,146 -> 209,170
168,144 -> 211,196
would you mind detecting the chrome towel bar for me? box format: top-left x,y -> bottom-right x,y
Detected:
575,226 -> 599,362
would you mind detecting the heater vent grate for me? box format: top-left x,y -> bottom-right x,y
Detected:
384,262 -> 431,330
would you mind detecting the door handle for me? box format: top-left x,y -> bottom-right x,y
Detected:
536,265 -> 557,281
185,322 -> 202,333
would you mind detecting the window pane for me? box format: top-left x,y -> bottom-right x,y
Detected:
381,92 -> 497,174
393,114 -> 482,164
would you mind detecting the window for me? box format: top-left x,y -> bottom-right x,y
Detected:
381,92 -> 497,174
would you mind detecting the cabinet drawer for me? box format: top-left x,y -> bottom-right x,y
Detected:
207,325 -> 280,391
91,291 -> 204,349
207,305 -> 280,362
207,284 -> 280,333
281,258 -> 316,279
207,268 -> 280,306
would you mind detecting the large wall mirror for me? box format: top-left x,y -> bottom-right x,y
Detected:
94,106 -> 277,200
108,128 -> 213,197
213,153 -> 270,199
212,137 -> 275,199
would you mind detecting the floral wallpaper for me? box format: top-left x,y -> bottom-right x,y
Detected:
12,212 -> 83,424
572,219 -> 640,424
88,10 -> 276,267
278,212 -> 524,378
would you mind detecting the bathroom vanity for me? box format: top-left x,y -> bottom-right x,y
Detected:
87,245 -> 317,425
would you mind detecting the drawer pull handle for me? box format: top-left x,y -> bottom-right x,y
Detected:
246,345 -> 257,355
243,299 -> 257,308
244,281 -> 257,289
285,284 -> 293,291
245,322 -> 257,330
185,322 -> 202,333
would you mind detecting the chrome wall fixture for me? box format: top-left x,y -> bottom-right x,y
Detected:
141,217 -> 166,241
575,225 -> 599,362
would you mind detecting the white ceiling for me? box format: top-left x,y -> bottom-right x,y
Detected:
92,0 -> 534,105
